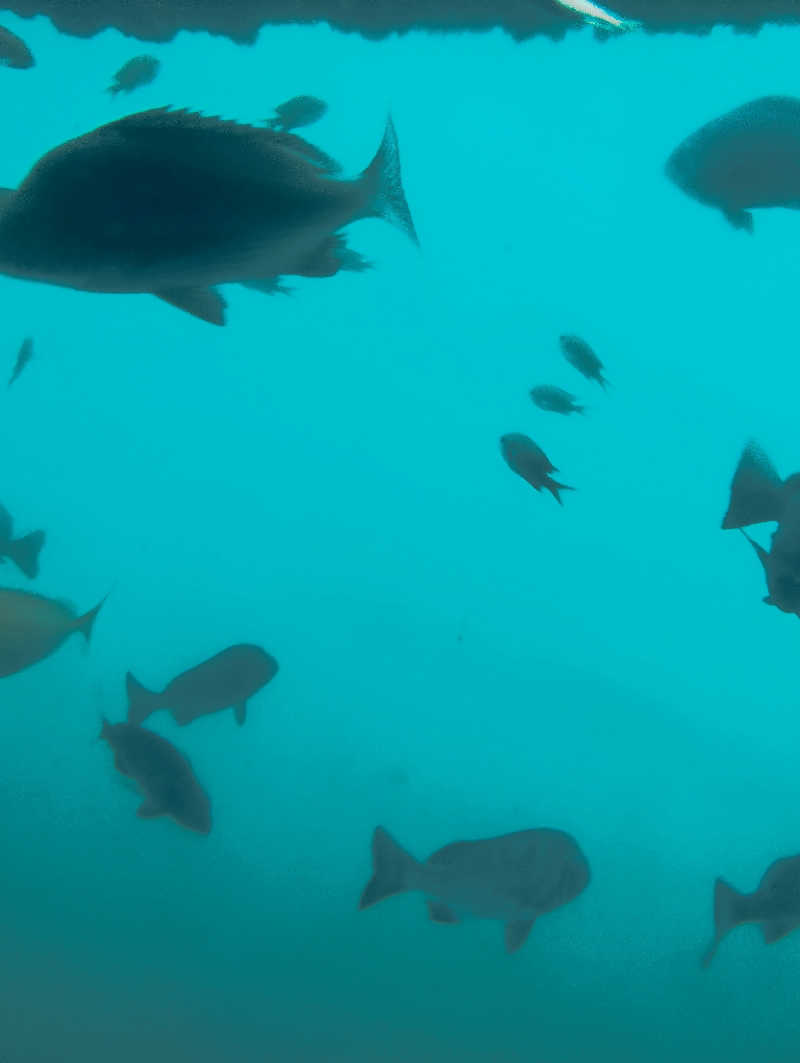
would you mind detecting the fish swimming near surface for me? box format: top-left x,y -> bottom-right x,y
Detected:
0,25 -> 34,68
500,433 -> 574,504
0,588 -> 104,677
0,504 -> 44,577
126,643 -> 279,727
530,385 -> 584,416
559,334 -> 608,390
666,97 -> 800,233
552,0 -> 640,32
0,107 -> 417,326
359,826 -> 590,953
264,95 -> 327,132
106,55 -> 160,96
701,855 -> 800,967
100,719 -> 211,834
8,336 -> 33,388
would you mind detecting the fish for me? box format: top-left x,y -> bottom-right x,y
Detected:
0,107 -> 417,326
552,0 -> 640,32
500,433 -> 574,504
530,385 -> 584,416
359,826 -> 590,953
264,95 -> 328,132
0,588 -> 104,676
8,336 -> 33,388
665,97 -> 800,233
0,25 -> 34,68
701,855 -> 800,967
126,643 -> 279,727
106,55 -> 160,96
100,719 -> 211,834
0,504 -> 44,577
559,334 -> 608,389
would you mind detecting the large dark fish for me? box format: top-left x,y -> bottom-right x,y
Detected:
500,433 -> 574,504
702,855 -> 800,967
265,95 -> 327,132
0,108 -> 417,325
106,55 -> 160,96
100,719 -> 211,834
0,588 -> 103,676
0,25 -> 33,69
8,336 -> 33,388
0,504 -> 44,577
359,826 -> 590,953
126,643 -> 279,727
666,96 -> 800,233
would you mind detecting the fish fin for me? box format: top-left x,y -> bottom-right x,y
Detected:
74,596 -> 107,643
234,701 -> 247,726
0,187 -> 15,210
239,277 -> 293,296
505,919 -> 535,953
701,877 -> 745,968
426,900 -> 459,924
294,233 -> 372,279
99,718 -> 113,742
764,595 -> 775,606
762,918 -> 798,944
5,529 -> 45,579
597,374 -> 610,391
359,115 -> 419,245
545,478 -> 575,505
359,826 -> 419,910
125,672 -> 163,725
137,798 -> 164,819
266,130 -> 341,174
724,208 -> 754,233
722,440 -> 784,529
154,287 -> 226,326
739,530 -> 770,575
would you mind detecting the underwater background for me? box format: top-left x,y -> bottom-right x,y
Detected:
1,11 -> 800,1062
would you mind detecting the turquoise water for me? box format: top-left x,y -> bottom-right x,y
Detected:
2,11 -> 800,1061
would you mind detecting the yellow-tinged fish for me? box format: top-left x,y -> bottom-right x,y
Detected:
553,0 -> 641,32
0,588 -> 104,677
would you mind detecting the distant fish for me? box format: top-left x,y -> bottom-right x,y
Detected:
702,855 -> 800,967
106,55 -> 160,96
530,385 -> 584,416
500,433 -> 574,504
100,719 -> 211,834
559,334 -> 608,390
0,25 -> 34,69
552,0 -> 640,32
126,643 -> 279,727
0,504 -> 44,578
0,588 -> 103,677
8,336 -> 33,388
359,826 -> 590,953
666,97 -> 800,233
264,95 -> 327,133
0,108 -> 417,325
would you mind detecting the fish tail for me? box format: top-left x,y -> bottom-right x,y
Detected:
5,529 -> 45,579
74,596 -> 106,643
125,672 -> 164,725
359,116 -> 419,245
359,826 -> 420,910
722,440 -> 784,530
701,877 -> 745,968
545,478 -> 575,505
597,374 -> 610,391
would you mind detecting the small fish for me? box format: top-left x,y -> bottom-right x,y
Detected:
126,643 -> 279,727
530,385 -> 584,416
265,95 -> 328,133
100,719 -> 211,834
559,334 -> 608,390
0,26 -> 34,69
666,97 -> 800,233
0,504 -> 44,577
0,588 -> 104,677
359,826 -> 590,953
8,336 -> 33,388
552,0 -> 640,32
500,433 -> 574,504
702,855 -> 800,967
106,55 -> 160,96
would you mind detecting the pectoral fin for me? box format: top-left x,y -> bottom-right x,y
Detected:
234,701 -> 247,726
154,287 -> 226,325
762,918 -> 799,944
426,900 -> 459,924
504,919 -> 535,953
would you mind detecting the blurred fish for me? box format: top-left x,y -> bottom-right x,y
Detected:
500,433 -> 574,504
553,0 -> 640,31
100,719 -> 211,834
702,855 -> 800,967
666,97 -> 800,233
0,588 -> 103,676
0,26 -> 34,69
8,336 -> 33,387
530,385 -> 584,416
264,95 -> 327,132
559,334 -> 608,390
0,504 -> 44,577
126,643 -> 279,727
359,826 -> 590,953
106,55 -> 160,96
0,108 -> 417,325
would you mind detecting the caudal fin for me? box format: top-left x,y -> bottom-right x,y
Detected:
125,672 -> 164,725
358,826 -> 420,910
360,116 -> 419,245
74,597 -> 106,643
545,478 -> 575,505
722,440 -> 784,529
6,529 -> 45,578
701,877 -> 745,968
